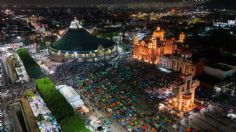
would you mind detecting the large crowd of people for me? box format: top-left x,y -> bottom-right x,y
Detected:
52,56 -> 182,131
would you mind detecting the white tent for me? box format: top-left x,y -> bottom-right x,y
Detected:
56,85 -> 84,109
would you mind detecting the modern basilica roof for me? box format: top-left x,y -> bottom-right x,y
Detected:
51,18 -> 115,52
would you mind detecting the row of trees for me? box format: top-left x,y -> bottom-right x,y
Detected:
60,115 -> 90,132
35,78 -> 89,132
17,48 -> 43,79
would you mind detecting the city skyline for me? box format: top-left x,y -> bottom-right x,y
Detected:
0,1 -> 236,132
0,0 -> 206,6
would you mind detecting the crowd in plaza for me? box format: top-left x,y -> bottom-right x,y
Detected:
52,56 -> 181,131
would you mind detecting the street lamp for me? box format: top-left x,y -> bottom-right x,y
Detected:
17,36 -> 21,45
17,36 -> 21,40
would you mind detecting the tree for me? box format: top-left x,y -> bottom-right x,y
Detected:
17,48 -> 43,79
61,115 -> 90,132
35,78 -> 74,121
36,113 -> 44,122
35,78 -> 88,131
25,89 -> 35,97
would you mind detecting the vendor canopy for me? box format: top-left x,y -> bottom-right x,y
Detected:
56,85 -> 84,108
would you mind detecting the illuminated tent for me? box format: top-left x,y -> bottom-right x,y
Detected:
56,85 -> 84,109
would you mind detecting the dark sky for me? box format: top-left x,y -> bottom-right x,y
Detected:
0,0 -> 184,6
204,0 -> 236,9
2,0 -> 235,9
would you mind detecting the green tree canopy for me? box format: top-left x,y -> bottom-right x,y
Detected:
17,48 -> 43,79
61,115 -> 90,132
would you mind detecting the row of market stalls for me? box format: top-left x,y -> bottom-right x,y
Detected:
13,53 -> 30,83
28,94 -> 61,132
0,62 -> 3,89
5,53 -> 30,83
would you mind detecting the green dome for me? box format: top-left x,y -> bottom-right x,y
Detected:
51,28 -> 115,51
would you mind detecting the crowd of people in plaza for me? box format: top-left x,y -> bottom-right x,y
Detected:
52,56 -> 181,131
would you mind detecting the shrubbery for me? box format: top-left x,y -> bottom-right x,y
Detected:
35,78 -> 89,132
17,48 -> 43,79
61,115 -> 90,132
35,78 -> 74,121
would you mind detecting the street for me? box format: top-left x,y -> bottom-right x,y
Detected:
0,79 -> 35,132
174,104 -> 236,132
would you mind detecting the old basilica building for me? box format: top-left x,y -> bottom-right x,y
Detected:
133,27 -> 200,114
132,27 -> 185,64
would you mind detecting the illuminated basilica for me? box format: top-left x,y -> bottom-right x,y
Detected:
132,27 -> 185,64
134,27 -> 201,115
49,18 -> 117,62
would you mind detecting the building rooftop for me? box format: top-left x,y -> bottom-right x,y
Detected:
51,18 -> 115,52
216,80 -> 236,90
51,28 -> 115,52
211,63 -> 233,71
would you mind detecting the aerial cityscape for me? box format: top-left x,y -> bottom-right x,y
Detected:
0,0 -> 236,132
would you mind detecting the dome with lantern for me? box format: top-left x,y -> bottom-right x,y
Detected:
49,17 -> 117,62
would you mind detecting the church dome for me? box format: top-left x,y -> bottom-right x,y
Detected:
51,18 -> 115,52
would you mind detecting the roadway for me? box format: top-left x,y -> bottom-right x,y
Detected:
175,104 -> 236,132
0,80 -> 35,132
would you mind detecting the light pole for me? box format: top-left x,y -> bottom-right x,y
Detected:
17,36 -> 22,46
17,36 -> 21,42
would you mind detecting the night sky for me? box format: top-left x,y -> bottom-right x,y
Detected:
1,0 -> 236,8
0,0 -> 187,6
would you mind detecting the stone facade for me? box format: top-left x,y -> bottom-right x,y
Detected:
175,75 -> 200,112
133,27 -> 182,64
159,56 -> 196,76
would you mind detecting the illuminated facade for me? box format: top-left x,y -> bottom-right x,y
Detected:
169,75 -> 200,113
133,27 -> 200,115
159,55 -> 199,114
132,27 -> 180,64
173,75 -> 200,112
159,55 -> 196,76
179,32 -> 185,43
49,45 -> 117,62
158,55 -> 199,114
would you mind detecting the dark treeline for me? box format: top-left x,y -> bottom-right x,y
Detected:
204,0 -> 236,9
